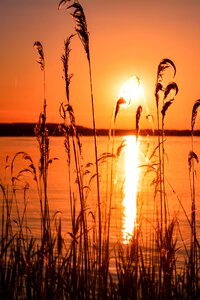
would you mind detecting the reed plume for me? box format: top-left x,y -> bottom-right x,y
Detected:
136,105 -> 142,139
156,58 -> 176,83
58,0 -> 72,9
161,82 -> 178,118
67,2 -> 90,60
188,150 -> 199,172
191,99 -> 200,133
114,97 -> 126,122
33,41 -> 45,71
61,34 -> 74,103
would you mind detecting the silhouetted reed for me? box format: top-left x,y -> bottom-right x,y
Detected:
59,3 -> 102,295
187,99 -> 200,298
154,58 -> 179,297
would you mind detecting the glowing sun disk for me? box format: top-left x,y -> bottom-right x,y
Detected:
118,76 -> 141,105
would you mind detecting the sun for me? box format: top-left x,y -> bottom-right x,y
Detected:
118,76 -> 141,105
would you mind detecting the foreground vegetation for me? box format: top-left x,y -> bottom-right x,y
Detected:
0,1 -> 199,299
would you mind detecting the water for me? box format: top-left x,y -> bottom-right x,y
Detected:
0,135 -> 200,255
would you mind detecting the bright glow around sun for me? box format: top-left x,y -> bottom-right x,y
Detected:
118,76 -> 141,105
122,135 -> 139,243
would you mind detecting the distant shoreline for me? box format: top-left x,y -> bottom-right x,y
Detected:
0,123 -> 198,137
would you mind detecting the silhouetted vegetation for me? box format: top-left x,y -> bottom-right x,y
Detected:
0,1 -> 199,299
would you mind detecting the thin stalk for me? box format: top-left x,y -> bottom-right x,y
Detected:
88,56 -> 102,285
189,133 -> 197,295
73,134 -> 89,289
157,103 -> 163,238
104,118 -> 116,294
156,101 -> 163,298
161,114 -> 167,231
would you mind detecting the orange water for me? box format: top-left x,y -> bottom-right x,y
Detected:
0,136 -> 199,257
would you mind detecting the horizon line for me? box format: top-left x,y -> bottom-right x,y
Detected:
0,123 -> 198,137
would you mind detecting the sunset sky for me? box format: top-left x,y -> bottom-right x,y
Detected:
1,0 -> 200,130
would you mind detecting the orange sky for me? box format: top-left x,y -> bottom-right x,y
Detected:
1,0 -> 200,130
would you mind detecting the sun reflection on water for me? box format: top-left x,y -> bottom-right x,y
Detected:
122,135 -> 139,243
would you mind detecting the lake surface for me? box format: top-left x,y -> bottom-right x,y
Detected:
0,135 -> 200,259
